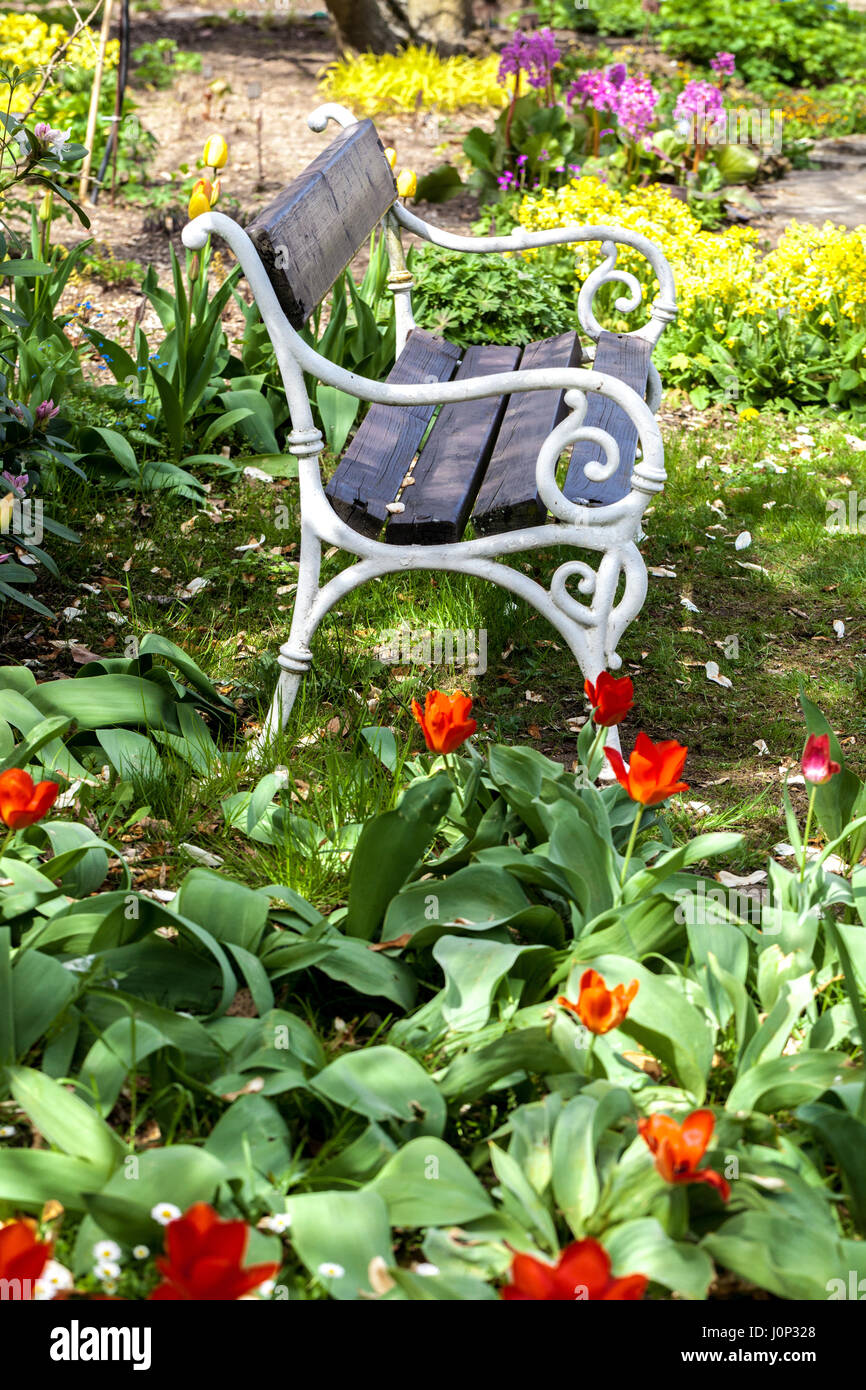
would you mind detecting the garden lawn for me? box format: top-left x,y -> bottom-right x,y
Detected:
10,404 -> 866,906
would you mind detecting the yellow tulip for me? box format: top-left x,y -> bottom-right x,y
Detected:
396,168 -> 417,199
383,146 -> 397,170
203,133 -> 228,169
209,177 -> 221,207
188,177 -> 213,219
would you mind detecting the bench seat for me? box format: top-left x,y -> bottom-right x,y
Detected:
326,327 -> 653,544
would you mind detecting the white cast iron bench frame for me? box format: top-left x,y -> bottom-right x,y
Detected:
182,103 -> 677,749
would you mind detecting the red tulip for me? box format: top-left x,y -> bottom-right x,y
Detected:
148,1202 -> 279,1301
0,1219 -> 52,1297
0,768 -> 59,829
801,733 -> 840,786
584,671 -> 634,727
604,731 -> 689,806
558,968 -> 638,1035
638,1109 -> 730,1200
501,1238 -> 647,1300
411,689 -> 477,754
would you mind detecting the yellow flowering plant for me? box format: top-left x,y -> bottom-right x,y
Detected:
516,178 -> 866,415
320,45 -> 508,115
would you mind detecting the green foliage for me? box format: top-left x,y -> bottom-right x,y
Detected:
658,0 -> 866,87
410,243 -> 575,349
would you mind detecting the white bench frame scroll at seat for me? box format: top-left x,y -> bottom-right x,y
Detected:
181,103 -> 678,751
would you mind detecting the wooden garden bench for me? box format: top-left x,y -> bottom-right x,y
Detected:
182,104 -> 677,748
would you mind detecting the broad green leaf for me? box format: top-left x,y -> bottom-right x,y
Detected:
311,1045 -> 446,1135
367,1137 -> 493,1225
6,1066 -> 124,1174
605,1218 -> 714,1299
285,1190 -> 391,1301
344,773 -> 453,939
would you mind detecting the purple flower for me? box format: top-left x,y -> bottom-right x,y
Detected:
34,399 -> 60,429
498,28 -> 561,90
30,122 -> 71,155
566,69 -> 618,115
674,79 -> 724,122
710,51 -> 736,77
674,79 -> 724,142
615,73 -> 659,140
607,63 -> 627,90
1,471 -> 28,492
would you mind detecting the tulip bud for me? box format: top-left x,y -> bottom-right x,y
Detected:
384,146 -> 397,170
209,177 -> 221,207
188,177 -> 213,219
396,168 -> 417,199
203,133 -> 228,169
37,191 -> 53,222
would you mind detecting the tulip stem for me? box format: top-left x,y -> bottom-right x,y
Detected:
619,803 -> 644,890
0,827 -> 13,858
587,722 -> 606,777
800,785 -> 817,882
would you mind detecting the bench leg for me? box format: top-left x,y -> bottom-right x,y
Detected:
253,527 -> 322,752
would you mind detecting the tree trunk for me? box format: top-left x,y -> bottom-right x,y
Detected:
325,0 -> 471,54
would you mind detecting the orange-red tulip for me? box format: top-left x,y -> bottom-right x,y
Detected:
411,689 -> 477,754
0,1219 -> 52,1297
0,768 -> 59,829
148,1202 -> 279,1301
604,731 -> 689,806
584,671 -> 634,727
558,968 -> 638,1035
638,1109 -> 730,1200
501,1237 -> 647,1300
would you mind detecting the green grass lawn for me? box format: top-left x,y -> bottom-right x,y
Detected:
14,403 -> 866,906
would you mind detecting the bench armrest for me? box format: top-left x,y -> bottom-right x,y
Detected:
393,203 -> 676,349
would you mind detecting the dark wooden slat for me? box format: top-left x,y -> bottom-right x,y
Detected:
562,331 -> 652,507
325,329 -> 462,538
246,120 -> 397,327
384,343 -> 522,546
470,331 -> 584,535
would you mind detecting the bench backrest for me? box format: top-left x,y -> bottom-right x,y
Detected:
246,119 -> 397,328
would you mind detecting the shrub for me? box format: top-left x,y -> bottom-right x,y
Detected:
516,177 -> 866,413
319,44 -> 508,115
410,242 -> 574,349
657,0 -> 866,87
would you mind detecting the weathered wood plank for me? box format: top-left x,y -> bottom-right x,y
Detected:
246,120 -> 397,327
470,331 -> 584,535
384,343 -> 522,546
562,331 -> 652,507
325,329 -> 462,538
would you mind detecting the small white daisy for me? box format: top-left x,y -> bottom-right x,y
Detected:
414,1263 -> 439,1277
256,1279 -> 277,1298
101,1278 -> 119,1295
261,1212 -> 292,1234
0,1125 -> 16,1138
94,1259 -> 122,1281
132,1244 -> 150,1260
33,1260 -> 74,1300
93,1239 -> 122,1262
150,1202 -> 182,1226
317,1261 -> 345,1280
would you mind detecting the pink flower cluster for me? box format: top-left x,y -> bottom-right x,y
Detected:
498,28 -> 561,90
673,79 -> 724,122
567,66 -> 659,140
710,51 -> 736,77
